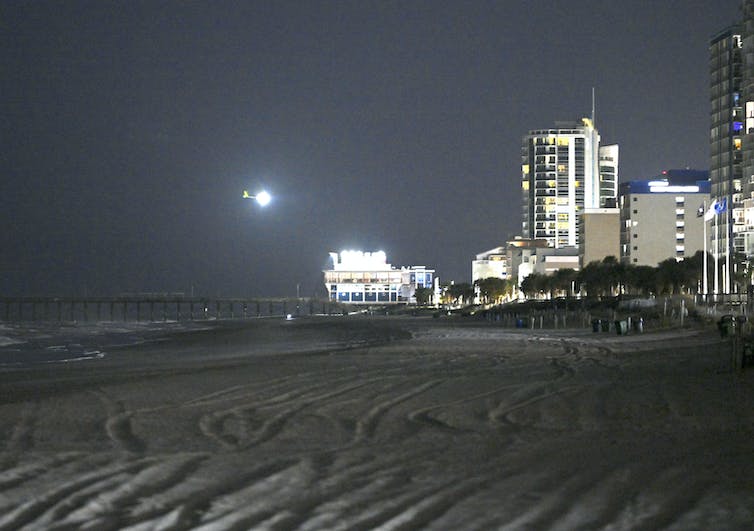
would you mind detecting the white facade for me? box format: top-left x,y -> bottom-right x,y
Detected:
323,251 -> 436,304
471,246 -> 509,283
521,118 -> 618,250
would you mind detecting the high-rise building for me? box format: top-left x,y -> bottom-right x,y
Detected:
521,118 -> 618,249
740,1 -> 754,260
710,26 -> 743,293
619,171 -> 710,269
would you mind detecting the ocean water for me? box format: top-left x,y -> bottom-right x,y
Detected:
0,321 -> 212,368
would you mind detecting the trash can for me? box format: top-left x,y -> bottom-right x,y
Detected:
516,318 -> 526,328
615,320 -> 628,335
601,320 -> 610,332
592,319 -> 601,333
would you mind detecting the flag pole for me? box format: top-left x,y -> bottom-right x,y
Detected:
714,207 -> 719,296
725,196 -> 731,295
703,200 -> 708,296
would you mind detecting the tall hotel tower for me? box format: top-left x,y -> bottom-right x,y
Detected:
710,26 -> 743,294
521,118 -> 618,249
741,2 -> 754,262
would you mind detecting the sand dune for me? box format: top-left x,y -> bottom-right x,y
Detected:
0,317 -> 752,530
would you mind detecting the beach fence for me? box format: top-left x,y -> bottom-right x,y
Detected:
480,308 -> 596,330
716,314 -> 754,373
479,306 -> 665,333
0,296 -> 346,323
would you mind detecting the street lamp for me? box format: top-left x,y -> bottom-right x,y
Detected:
242,189 -> 271,207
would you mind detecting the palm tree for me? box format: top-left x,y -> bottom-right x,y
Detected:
521,273 -> 551,299
625,265 -> 657,296
552,268 -> 577,297
474,277 -> 512,305
444,282 -> 475,306
577,261 -> 610,297
414,286 -> 433,306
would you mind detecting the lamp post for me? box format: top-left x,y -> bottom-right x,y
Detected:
242,189 -> 271,207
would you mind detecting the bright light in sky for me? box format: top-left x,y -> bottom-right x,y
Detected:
255,190 -> 271,206
242,189 -> 271,207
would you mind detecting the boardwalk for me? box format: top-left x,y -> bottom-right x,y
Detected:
0,296 -> 346,322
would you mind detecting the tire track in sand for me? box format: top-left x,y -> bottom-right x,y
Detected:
354,380 -> 444,442
198,380 -> 373,450
91,390 -> 146,454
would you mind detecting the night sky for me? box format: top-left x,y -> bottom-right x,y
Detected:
1,0 -> 742,298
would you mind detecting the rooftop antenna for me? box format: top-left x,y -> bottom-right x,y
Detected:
591,87 -> 596,126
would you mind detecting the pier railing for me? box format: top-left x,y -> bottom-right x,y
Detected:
0,296 -> 347,323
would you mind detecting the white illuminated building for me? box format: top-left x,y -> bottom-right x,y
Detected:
521,118 -> 619,249
323,251 -> 437,304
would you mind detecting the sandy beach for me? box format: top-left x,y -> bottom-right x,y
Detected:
0,316 -> 752,530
